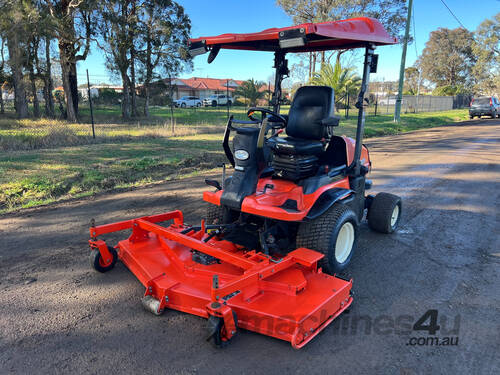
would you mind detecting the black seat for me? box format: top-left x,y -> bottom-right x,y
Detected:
268,86 -> 337,156
269,137 -> 324,155
268,86 -> 338,180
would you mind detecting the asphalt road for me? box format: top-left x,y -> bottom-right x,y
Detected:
1,118 -> 499,375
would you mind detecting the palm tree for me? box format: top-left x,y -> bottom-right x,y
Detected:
235,79 -> 266,107
309,62 -> 361,109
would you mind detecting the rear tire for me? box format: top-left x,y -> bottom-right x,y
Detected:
90,246 -> 118,273
367,192 -> 402,234
206,203 -> 224,225
296,204 -> 358,274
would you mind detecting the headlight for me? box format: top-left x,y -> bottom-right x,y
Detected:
234,150 -> 249,161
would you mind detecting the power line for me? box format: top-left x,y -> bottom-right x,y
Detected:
439,0 -> 466,29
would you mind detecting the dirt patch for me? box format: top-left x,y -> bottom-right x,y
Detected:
0,119 -> 499,374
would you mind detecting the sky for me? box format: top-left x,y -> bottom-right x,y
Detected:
78,0 -> 500,85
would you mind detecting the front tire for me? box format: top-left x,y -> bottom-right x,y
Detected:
296,204 -> 358,274
212,100 -> 217,107
181,103 -> 186,108
90,246 -> 118,273
367,192 -> 402,234
205,203 -> 224,225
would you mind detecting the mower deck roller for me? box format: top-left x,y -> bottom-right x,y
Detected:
89,210 -> 352,348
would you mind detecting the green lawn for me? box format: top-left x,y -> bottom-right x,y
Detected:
0,107 -> 469,213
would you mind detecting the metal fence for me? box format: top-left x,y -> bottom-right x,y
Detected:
372,94 -> 472,115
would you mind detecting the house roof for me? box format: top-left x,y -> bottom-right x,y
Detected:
173,77 -> 242,91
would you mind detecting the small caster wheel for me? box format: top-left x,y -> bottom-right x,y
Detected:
90,246 -> 118,273
206,312 -> 237,348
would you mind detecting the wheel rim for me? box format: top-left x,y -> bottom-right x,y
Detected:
335,222 -> 355,263
391,205 -> 400,227
98,254 -> 110,267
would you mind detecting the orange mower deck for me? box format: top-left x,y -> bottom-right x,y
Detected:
89,210 -> 352,348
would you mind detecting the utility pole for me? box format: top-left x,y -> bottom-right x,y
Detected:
226,79 -> 229,119
394,0 -> 413,122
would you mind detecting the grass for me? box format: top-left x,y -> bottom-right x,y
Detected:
0,105 -> 469,213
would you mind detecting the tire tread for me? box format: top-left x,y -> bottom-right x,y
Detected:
296,204 -> 353,273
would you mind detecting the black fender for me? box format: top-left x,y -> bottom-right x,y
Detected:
304,188 -> 353,220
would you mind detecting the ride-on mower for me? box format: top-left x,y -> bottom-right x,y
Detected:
89,17 -> 401,349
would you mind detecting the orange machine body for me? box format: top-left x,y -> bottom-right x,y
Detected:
89,211 -> 352,348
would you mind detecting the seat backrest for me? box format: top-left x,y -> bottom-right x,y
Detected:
287,86 -> 335,140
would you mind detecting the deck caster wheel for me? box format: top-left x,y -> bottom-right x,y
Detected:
90,246 -> 118,273
367,192 -> 402,234
296,204 -> 358,275
206,312 -> 237,348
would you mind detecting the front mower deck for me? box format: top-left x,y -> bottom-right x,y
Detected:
89,210 -> 352,348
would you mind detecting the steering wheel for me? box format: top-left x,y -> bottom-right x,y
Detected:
247,107 -> 287,128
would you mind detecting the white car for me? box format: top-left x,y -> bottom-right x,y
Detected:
203,94 -> 233,107
174,96 -> 202,108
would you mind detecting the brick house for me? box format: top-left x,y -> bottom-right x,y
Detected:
167,77 -> 243,100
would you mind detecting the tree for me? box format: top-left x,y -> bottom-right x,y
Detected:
404,66 -> 420,95
44,0 -> 95,122
100,0 -> 135,119
419,27 -> 475,89
431,85 -> 470,96
0,37 -> 6,114
309,61 -> 361,109
472,13 -> 500,96
0,0 -> 34,118
137,0 -> 191,117
235,79 -> 266,107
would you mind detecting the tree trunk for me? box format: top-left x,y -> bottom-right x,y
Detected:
129,1 -> 138,118
130,50 -> 138,117
121,71 -> 131,119
143,30 -> 153,117
7,35 -> 29,118
59,39 -> 78,122
0,40 -> 4,114
29,68 -> 40,118
312,53 -> 317,74
44,38 -> 55,117
143,83 -> 150,117
69,62 -> 78,114
0,83 -> 4,115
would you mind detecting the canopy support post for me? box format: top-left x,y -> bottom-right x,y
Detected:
272,51 -> 289,114
351,44 -> 375,176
